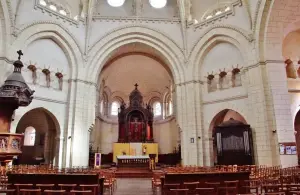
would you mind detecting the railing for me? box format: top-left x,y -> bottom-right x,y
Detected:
117,158 -> 149,169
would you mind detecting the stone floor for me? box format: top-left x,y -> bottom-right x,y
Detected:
104,178 -> 160,195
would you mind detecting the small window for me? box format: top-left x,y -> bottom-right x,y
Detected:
39,0 -> 47,6
24,126 -> 36,146
153,102 -> 162,116
59,10 -> 67,16
111,101 -> 119,116
49,5 -> 57,11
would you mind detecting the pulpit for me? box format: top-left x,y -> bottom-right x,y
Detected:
118,84 -> 154,143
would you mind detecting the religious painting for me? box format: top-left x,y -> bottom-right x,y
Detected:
11,139 -> 20,150
0,137 -> 8,151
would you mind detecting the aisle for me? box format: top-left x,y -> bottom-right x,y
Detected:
104,178 -> 157,195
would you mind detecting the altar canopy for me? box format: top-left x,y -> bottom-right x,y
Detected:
118,84 -> 154,143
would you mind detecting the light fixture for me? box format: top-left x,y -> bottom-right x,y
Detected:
59,10 -> 67,16
206,15 -> 212,20
49,5 -> 57,11
39,0 -> 47,6
215,10 -> 222,15
74,15 -> 78,20
149,0 -> 167,9
225,6 -> 230,11
194,19 -> 199,24
107,0 -> 125,7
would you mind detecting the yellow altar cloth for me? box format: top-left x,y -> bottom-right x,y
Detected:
113,143 -> 158,163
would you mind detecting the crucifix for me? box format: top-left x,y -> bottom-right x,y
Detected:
17,50 -> 23,60
134,83 -> 138,89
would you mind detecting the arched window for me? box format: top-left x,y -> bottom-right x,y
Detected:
24,126 -> 36,146
153,102 -> 162,116
169,101 -> 173,115
111,101 -> 120,116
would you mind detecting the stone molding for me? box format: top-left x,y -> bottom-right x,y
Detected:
14,21 -> 82,55
202,94 -> 248,105
88,24 -> 183,54
34,0 -> 82,26
189,25 -> 254,60
68,79 -> 97,87
33,96 -> 67,104
190,0 -> 242,30
175,80 -> 203,86
93,15 -> 181,24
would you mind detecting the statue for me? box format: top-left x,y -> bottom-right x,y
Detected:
27,61 -> 37,84
285,59 -> 297,79
42,67 -> 51,88
55,71 -> 64,90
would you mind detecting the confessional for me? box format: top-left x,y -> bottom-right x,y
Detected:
214,118 -> 254,165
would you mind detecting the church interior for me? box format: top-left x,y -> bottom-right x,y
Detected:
1,0 -> 300,194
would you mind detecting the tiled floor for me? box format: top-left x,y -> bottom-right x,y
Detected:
104,178 -> 159,195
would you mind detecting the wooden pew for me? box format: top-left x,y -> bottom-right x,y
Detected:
161,171 -> 250,194
7,173 -> 104,195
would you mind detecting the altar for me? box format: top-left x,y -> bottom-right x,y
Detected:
113,84 -> 159,165
113,142 -> 158,163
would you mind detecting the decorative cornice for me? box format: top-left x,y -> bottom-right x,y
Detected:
68,79 -> 97,87
175,80 -> 203,86
189,0 -> 242,30
33,96 -> 67,104
202,94 -> 248,105
88,24 -> 183,54
93,15 -> 181,24
34,0 -> 82,26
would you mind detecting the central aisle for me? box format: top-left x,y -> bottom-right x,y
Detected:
104,178 -> 155,195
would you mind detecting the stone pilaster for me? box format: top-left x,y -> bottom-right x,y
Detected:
65,79 -> 97,167
246,65 -> 278,166
265,61 -> 297,167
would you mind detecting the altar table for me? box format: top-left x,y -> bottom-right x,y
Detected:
117,155 -> 150,169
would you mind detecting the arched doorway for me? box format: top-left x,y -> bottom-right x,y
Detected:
16,108 -> 60,165
209,109 -> 253,165
294,110 -> 300,162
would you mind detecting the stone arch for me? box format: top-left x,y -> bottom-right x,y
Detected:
257,0 -> 300,61
15,107 -> 61,166
9,23 -> 83,79
86,26 -> 185,85
189,27 -> 252,80
208,109 -> 248,165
